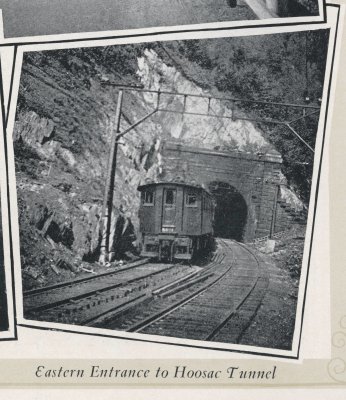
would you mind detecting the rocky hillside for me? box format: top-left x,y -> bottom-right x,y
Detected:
14,33 -> 328,288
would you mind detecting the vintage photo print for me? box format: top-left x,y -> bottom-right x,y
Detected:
0,75 -> 16,340
0,0 -> 325,42
4,8 -> 339,358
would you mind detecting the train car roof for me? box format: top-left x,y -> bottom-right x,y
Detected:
138,181 -> 212,196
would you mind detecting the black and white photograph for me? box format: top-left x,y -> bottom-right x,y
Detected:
5,21 -> 335,357
0,0 -> 325,41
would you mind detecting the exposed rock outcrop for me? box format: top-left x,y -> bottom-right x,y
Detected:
14,44 -> 307,288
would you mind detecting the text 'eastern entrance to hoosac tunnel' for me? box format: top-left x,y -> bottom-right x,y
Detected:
209,181 -> 248,242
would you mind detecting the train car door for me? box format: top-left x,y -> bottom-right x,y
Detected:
162,188 -> 177,232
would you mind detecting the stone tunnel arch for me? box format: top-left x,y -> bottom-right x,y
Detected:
209,181 -> 248,242
162,141 -> 283,241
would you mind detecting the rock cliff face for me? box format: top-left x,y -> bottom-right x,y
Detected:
137,49 -> 271,152
14,43 -> 303,288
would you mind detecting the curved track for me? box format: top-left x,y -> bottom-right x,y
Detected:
24,239 -> 269,343
105,239 -> 268,344
135,239 -> 268,343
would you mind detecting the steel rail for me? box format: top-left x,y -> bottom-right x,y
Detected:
23,258 -> 149,297
127,241 -> 234,333
205,240 -> 266,341
127,240 -> 267,344
25,263 -> 176,314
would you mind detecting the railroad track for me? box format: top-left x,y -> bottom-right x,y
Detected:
101,240 -> 229,330
207,241 -> 269,343
87,249 -> 225,328
24,239 -> 268,344
104,239 -> 268,344
24,258 -> 149,311
23,259 -> 200,325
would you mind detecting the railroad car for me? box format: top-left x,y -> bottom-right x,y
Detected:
137,181 -> 214,262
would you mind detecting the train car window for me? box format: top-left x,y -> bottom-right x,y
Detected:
186,193 -> 197,207
142,190 -> 154,205
165,189 -> 176,205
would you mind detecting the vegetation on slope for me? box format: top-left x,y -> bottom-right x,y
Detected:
18,30 -> 329,204
14,30 -> 329,285
154,30 -> 329,203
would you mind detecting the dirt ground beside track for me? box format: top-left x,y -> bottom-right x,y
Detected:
239,233 -> 304,350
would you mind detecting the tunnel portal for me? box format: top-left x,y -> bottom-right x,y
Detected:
209,182 -> 248,242
161,142 -> 286,242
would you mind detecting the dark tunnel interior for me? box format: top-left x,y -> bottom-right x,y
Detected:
209,182 -> 248,242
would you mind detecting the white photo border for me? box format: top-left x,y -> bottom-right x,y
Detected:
0,55 -> 16,340
2,3 -> 342,356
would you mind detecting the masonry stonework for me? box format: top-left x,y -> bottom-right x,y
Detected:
161,142 -> 284,242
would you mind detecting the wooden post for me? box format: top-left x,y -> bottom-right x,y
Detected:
99,90 -> 124,265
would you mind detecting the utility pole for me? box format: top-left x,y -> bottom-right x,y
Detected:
99,89 -> 123,265
98,86 -> 160,265
97,84 -> 319,264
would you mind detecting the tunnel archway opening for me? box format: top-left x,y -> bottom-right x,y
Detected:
209,181 -> 248,242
